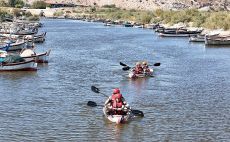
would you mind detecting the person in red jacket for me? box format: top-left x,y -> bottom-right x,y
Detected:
133,62 -> 143,74
104,88 -> 130,115
142,61 -> 151,73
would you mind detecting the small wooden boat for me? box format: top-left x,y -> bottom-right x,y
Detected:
0,59 -> 37,71
189,35 -> 205,42
0,40 -> 26,51
103,106 -> 133,124
205,35 -> 230,45
128,68 -> 153,78
34,32 -> 46,43
20,49 -> 51,63
123,22 -> 133,27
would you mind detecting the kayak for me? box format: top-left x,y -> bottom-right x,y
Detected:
103,106 -> 133,124
128,68 -> 153,78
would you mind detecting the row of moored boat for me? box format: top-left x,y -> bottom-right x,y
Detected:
0,21 -> 50,71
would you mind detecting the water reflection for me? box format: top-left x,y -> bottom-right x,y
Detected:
0,71 -> 37,80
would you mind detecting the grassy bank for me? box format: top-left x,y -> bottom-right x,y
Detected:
66,6 -> 230,30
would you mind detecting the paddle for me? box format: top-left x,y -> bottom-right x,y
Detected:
120,62 -> 128,67
90,86 -> 144,117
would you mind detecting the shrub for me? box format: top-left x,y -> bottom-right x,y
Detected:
31,1 -> 47,9
53,11 -> 64,17
0,0 -> 9,6
11,8 -> 22,17
24,11 -> 32,17
28,15 -> 39,21
138,12 -> 153,24
102,4 -> 116,8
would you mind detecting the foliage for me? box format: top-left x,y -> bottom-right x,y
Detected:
31,1 -> 47,9
202,12 -> 230,30
24,11 -> 32,17
28,15 -> 39,21
0,9 -> 8,21
6,0 -> 24,7
102,4 -> 116,8
53,11 -> 64,17
0,0 -> 9,6
11,8 -> 21,17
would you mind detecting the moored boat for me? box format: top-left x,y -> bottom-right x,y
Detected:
34,32 -> 46,43
0,59 -> 37,71
20,49 -> 51,63
189,35 -> 205,42
0,40 -> 26,51
205,34 -> 230,45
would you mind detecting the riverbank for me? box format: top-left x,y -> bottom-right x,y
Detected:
1,6 -> 230,33
28,6 -> 230,31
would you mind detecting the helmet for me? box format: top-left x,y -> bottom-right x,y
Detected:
113,88 -> 120,94
142,61 -> 148,65
136,62 -> 141,66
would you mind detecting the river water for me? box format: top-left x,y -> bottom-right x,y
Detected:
0,19 -> 230,141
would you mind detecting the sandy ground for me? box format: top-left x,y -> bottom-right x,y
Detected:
23,8 -> 58,17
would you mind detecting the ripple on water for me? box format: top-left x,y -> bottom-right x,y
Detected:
0,19 -> 230,141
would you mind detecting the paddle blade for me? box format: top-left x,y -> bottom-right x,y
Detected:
120,62 -> 128,67
91,86 -> 100,93
122,66 -> 131,71
131,109 -> 144,117
87,101 -> 97,107
153,63 -> 161,66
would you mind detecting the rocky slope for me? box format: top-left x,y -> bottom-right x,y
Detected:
78,0 -> 229,10
26,0 -> 230,10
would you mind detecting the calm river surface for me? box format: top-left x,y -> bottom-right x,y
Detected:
0,19 -> 230,141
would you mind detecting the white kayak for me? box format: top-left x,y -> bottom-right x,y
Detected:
128,68 -> 153,79
103,107 -> 133,124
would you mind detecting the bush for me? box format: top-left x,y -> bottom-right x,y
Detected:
137,12 -> 153,24
6,0 -> 24,7
31,1 -> 47,9
28,15 -> 39,21
11,8 -> 22,17
24,11 -> 32,17
15,0 -> 24,8
53,11 -> 64,17
203,12 -> 230,30
0,9 -> 8,21
102,4 -> 116,8
0,0 -> 9,6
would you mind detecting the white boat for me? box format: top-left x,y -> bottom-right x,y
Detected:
128,68 -> 153,78
103,106 -> 133,124
20,49 -> 51,63
0,59 -> 37,71
159,33 -> 197,37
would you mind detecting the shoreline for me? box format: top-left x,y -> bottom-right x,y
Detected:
1,7 -> 230,35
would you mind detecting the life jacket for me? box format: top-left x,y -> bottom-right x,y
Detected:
134,66 -> 143,74
143,65 -> 150,73
111,93 -> 124,114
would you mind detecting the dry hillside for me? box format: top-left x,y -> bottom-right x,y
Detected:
25,0 -> 230,10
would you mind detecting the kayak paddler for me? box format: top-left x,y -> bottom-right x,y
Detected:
104,88 -> 130,115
